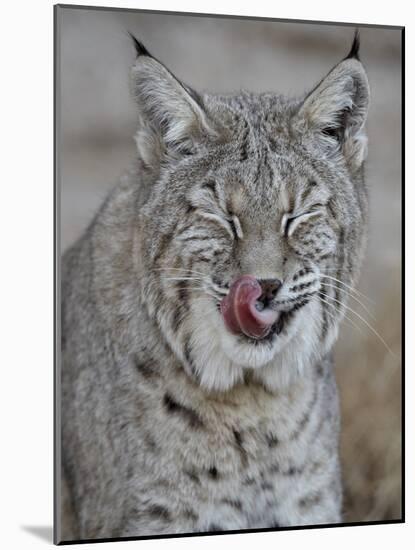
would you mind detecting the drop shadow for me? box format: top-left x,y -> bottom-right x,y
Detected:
21,525 -> 53,543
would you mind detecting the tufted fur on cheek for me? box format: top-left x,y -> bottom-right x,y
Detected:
129,41 -> 219,168
293,51 -> 370,175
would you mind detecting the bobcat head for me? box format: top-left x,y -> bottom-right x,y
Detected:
130,33 -> 370,392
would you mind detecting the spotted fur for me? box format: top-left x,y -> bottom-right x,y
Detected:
61,32 -> 369,540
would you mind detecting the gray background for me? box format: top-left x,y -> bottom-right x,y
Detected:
58,7 -> 402,522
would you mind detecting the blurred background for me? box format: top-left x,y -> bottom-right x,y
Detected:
58,7 -> 402,523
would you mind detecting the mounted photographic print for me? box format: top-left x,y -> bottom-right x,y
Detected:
54,4 -> 404,544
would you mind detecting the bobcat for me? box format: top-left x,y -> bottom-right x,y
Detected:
60,32 -> 370,541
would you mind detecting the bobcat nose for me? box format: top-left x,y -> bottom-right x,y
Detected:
257,278 -> 282,306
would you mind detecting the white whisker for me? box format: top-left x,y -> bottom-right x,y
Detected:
320,281 -> 375,320
320,274 -> 375,304
318,294 -> 365,336
306,306 -> 359,338
319,291 -> 396,357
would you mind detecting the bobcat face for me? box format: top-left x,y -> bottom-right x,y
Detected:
133,39 -> 369,392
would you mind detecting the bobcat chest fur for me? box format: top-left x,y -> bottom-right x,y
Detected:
61,33 -> 369,539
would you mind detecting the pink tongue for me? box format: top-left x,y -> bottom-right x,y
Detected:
220,275 -> 280,339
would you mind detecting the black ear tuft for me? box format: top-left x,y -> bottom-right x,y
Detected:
128,32 -> 151,58
344,29 -> 360,61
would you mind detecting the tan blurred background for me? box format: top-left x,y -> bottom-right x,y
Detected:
58,7 -> 402,523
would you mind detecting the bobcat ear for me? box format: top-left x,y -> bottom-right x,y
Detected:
129,36 -> 217,167
295,33 -> 370,173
